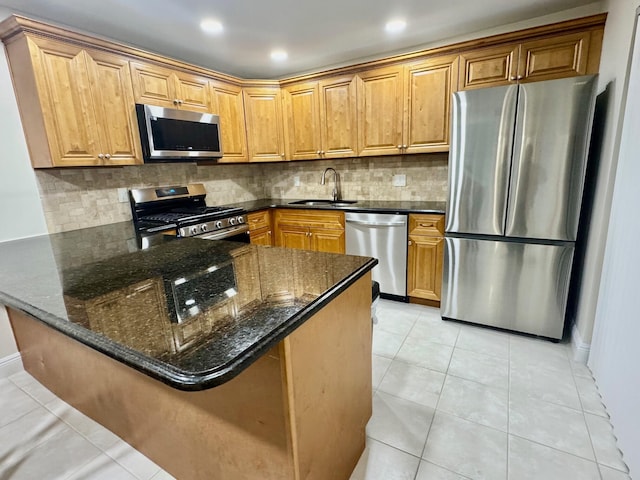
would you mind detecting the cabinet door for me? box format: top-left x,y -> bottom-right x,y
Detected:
459,44 -> 520,90
319,75 -> 358,158
283,82 -> 322,160
210,81 -> 248,163
130,61 -> 176,108
310,228 -> 345,254
85,49 -> 142,165
243,87 -> 286,162
404,55 -> 459,153
518,31 -> 590,83
173,72 -> 211,112
407,235 -> 444,301
26,37 -> 101,166
356,66 -> 404,156
250,227 -> 273,246
275,224 -> 309,250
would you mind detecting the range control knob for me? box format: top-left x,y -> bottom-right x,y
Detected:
237,216 -> 245,224
215,220 -> 223,229
229,217 -> 236,226
189,226 -> 198,236
200,224 -> 208,233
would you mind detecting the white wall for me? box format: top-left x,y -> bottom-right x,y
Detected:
572,0 -> 639,350
0,7 -> 49,361
589,5 -> 640,477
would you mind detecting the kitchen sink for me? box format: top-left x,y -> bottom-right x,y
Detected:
288,199 -> 358,207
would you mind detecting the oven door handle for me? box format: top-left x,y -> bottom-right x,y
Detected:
198,224 -> 250,241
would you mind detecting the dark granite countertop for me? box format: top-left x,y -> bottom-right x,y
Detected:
0,222 -> 376,391
225,198 -> 447,215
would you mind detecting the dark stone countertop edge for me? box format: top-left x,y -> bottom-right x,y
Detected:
226,198 -> 447,215
1,256 -> 378,392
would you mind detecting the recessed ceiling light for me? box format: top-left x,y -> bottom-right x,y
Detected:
270,49 -> 288,61
385,19 -> 407,34
200,19 -> 223,35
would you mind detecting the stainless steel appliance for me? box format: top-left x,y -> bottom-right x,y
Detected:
345,212 -> 408,300
442,75 -> 598,339
135,104 -> 223,162
129,183 -> 248,248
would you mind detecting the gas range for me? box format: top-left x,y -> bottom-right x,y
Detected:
129,184 -> 249,243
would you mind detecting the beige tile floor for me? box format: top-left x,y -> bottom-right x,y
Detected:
0,300 -> 630,480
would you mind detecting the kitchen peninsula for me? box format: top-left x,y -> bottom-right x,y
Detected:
0,222 -> 377,480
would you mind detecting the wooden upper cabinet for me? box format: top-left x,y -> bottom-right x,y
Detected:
210,80 -> 248,163
6,35 -> 141,167
356,66 -> 404,156
282,82 -> 322,160
243,87 -> 286,162
172,72 -> 210,112
282,75 -> 358,160
25,38 -> 100,166
518,31 -> 591,83
460,29 -> 598,90
459,44 -> 520,90
131,61 -> 210,112
318,75 -> 358,158
85,50 -> 142,166
404,55 -> 459,153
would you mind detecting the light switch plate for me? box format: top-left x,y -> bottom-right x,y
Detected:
392,174 -> 406,187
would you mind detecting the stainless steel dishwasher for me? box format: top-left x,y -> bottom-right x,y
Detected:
345,212 -> 408,300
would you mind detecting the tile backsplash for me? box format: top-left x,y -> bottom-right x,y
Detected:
35,153 -> 448,233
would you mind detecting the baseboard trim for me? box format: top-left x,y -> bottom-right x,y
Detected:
0,352 -> 23,378
571,324 -> 591,364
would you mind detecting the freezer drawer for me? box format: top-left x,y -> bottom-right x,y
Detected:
441,237 -> 574,339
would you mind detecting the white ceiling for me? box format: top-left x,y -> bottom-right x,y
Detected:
0,0 -> 602,79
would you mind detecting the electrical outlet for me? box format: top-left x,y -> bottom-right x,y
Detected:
293,176 -> 301,187
117,188 -> 128,203
392,174 -> 406,187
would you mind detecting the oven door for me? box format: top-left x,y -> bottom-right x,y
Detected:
198,224 -> 250,243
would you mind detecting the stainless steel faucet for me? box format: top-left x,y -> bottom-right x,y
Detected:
320,167 -> 341,201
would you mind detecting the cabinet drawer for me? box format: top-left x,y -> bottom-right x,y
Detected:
275,209 -> 344,230
409,214 -> 445,237
247,210 -> 271,231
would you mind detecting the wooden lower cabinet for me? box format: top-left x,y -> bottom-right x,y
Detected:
247,209 -> 273,246
407,214 -> 445,303
274,209 -> 345,254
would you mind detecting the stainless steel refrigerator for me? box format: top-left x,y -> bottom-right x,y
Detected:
441,75 -> 597,339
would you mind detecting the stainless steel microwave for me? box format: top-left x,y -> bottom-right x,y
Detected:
135,104 -> 223,162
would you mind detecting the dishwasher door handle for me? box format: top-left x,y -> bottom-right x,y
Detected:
345,219 -> 406,227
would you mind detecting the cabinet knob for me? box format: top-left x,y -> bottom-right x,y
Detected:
509,76 -> 516,81
173,99 -> 179,105
403,145 -> 407,149
317,150 -> 322,155
268,230 -> 272,235
408,240 -> 412,246
516,75 -> 523,80
98,153 -> 105,159
397,145 -> 403,149
104,153 -> 111,160
281,153 -> 285,157
178,99 -> 183,105
320,150 -> 325,155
